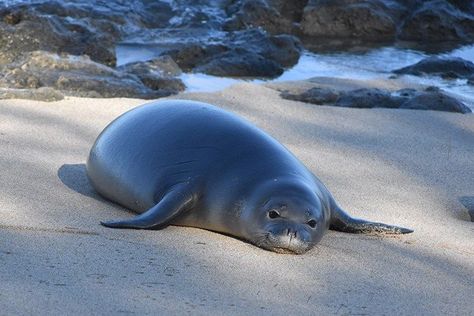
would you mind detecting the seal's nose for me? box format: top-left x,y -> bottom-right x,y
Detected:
286,228 -> 297,238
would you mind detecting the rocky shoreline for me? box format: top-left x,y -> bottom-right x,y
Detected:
0,0 -> 473,112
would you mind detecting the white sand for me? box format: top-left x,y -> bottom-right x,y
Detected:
0,83 -> 473,315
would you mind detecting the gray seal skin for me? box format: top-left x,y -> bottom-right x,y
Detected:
87,100 -> 412,254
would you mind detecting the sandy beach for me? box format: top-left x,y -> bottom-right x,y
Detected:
1,83 -> 473,315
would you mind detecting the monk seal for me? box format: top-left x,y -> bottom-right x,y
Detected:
87,100 -> 412,254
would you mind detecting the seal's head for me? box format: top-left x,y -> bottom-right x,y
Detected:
243,178 -> 329,254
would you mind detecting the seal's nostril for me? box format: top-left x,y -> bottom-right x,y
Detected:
286,228 -> 291,236
294,231 -> 297,238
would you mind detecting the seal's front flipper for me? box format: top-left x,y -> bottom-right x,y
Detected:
330,205 -> 413,234
101,183 -> 195,229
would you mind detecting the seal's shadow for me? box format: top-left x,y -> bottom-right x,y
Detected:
459,196 -> 474,222
58,163 -> 106,202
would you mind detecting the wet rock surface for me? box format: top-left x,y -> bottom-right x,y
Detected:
280,87 -> 340,105
0,51 -> 184,99
225,0 -> 474,51
0,0 -> 173,66
393,57 -> 474,79
280,83 -> 471,113
398,87 -> 471,113
300,0 -> 400,42
117,56 -> 185,93
223,0 -> 294,35
399,0 -> 474,44
162,29 -> 301,78
194,49 -> 284,78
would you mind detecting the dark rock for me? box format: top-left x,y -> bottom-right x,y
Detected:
223,0 -> 294,34
166,1 -> 226,29
229,30 -> 301,67
0,3 -> 116,66
296,0 -> 474,50
300,0 -> 401,42
400,88 -> 471,113
279,83 -> 471,113
267,0 -> 308,22
162,29 -> 301,78
335,88 -> 403,108
0,1 -> 175,67
0,51 -> 184,99
446,0 -> 474,13
281,87 -> 340,104
195,49 -> 283,77
3,11 -> 21,25
256,34 -> 302,67
165,44 -> 229,72
118,56 -> 185,93
393,57 -> 474,79
399,0 -> 474,43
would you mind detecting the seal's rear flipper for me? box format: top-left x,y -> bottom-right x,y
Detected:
101,183 -> 195,229
330,205 -> 413,234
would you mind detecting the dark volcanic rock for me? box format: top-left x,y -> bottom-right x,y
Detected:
335,88 -> 403,108
0,51 -> 184,99
267,0 -> 308,22
399,87 -> 471,113
164,44 -> 229,72
0,1 -> 174,66
223,0 -> 294,35
163,29 -> 301,78
281,87 -> 340,104
300,0 -> 401,42
195,49 -> 283,77
399,0 -> 474,43
280,84 -> 471,113
393,57 -> 474,79
118,56 -> 185,93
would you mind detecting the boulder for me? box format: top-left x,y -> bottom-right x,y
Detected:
280,83 -> 471,113
300,0 -> 401,42
399,0 -> 474,43
163,29 -> 301,78
393,57 -> 474,79
335,88 -> 402,108
223,0 -> 294,35
118,56 -> 185,93
195,49 -> 283,77
0,51 -> 184,99
281,87 -> 340,104
0,1 -> 174,66
399,87 -> 472,113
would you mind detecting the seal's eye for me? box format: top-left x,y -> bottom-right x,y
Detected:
268,210 -> 280,219
307,219 -> 317,228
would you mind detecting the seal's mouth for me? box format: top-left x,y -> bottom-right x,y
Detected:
269,247 -> 304,255
254,232 -> 311,254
